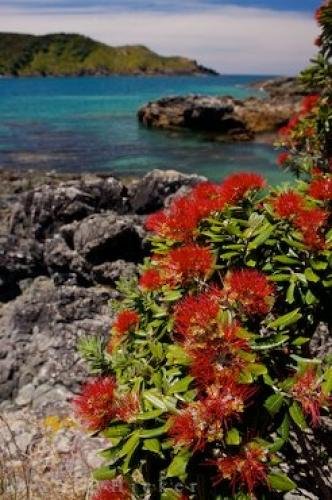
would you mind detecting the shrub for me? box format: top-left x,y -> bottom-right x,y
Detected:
76,3 -> 331,499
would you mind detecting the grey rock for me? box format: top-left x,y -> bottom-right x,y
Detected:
73,212 -> 147,263
10,175 -> 126,240
0,277 -> 113,403
93,260 -> 138,285
15,383 -> 36,406
128,169 -> 205,214
0,234 -> 44,301
138,94 -> 298,141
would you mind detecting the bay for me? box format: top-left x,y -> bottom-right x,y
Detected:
0,75 -> 291,183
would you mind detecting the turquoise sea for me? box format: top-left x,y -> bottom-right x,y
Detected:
0,75 -> 290,183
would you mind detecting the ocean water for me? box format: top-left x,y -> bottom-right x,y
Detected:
0,75 -> 290,183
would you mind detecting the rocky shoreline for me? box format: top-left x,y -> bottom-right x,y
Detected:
138,77 -> 303,141
0,168 -> 205,407
0,168 -> 330,499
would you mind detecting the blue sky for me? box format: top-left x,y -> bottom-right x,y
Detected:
0,1 -> 320,74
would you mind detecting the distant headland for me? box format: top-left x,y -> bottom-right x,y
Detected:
0,32 -> 218,77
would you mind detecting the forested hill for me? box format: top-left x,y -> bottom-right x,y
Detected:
0,32 -> 218,76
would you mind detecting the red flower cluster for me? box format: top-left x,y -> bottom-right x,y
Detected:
145,195 -> 202,242
272,190 -> 306,218
277,152 -> 290,166
309,176 -> 332,200
146,174 -> 265,242
168,383 -> 254,450
92,477 -> 131,500
219,173 -> 265,204
291,368 -> 330,426
173,287 -> 221,341
301,95 -> 320,114
113,310 -> 140,335
139,268 -> 163,291
224,269 -> 275,316
189,323 -> 251,387
294,207 -> 328,250
213,443 -> 267,493
73,377 -> 117,430
114,392 -> 141,423
166,244 -> 214,283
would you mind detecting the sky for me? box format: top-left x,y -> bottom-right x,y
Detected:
0,1 -> 321,74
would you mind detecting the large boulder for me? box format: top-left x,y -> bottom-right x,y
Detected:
0,235 -> 45,301
128,169 -> 206,214
10,175 -> 127,240
138,94 -> 298,141
0,277 -> 113,405
73,212 -> 147,264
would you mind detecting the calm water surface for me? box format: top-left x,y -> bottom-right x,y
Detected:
0,75 -> 290,183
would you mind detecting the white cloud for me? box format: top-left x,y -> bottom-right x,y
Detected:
0,5 -> 318,74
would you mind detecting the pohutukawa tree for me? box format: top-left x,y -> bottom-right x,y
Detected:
75,2 -> 332,499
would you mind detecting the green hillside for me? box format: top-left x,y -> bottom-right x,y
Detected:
0,32 -> 217,76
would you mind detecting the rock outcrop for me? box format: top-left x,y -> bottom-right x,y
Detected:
138,94 -> 299,141
0,169 -> 205,407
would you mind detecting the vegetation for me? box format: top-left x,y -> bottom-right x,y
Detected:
76,3 -> 331,499
0,32 -> 216,77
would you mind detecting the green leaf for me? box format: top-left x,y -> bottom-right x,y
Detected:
268,437 -> 285,452
168,376 -> 194,394
277,414 -> 290,440
268,472 -> 296,492
304,268 -> 320,283
251,333 -> 289,351
226,428 -> 241,445
102,425 -> 131,438
92,466 -> 117,481
166,449 -> 192,481
289,402 -> 308,430
273,255 -> 300,264
267,309 -> 302,329
140,424 -> 168,438
305,289 -> 318,305
248,224 -> 274,250
290,354 -> 322,364
292,336 -> 310,346
286,280 -> 296,305
161,489 -> 185,500
136,409 -> 164,421
143,438 -> 162,456
264,394 -> 285,415
143,391 -> 175,411
166,345 -> 191,365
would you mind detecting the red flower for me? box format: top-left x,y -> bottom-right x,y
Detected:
294,208 -> 328,250
291,368 -> 330,426
213,443 -> 267,493
114,392 -> 141,423
315,6 -> 324,23
165,244 -> 215,285
315,35 -> 323,47
168,405 -> 203,450
73,377 -> 116,430
219,173 -> 266,205
309,176 -> 332,201
168,382 -> 254,450
277,152 -> 290,166
191,181 -> 226,217
224,269 -> 275,316
139,268 -> 162,291
92,477 -> 131,500
301,95 -> 320,115
173,287 -> 221,341
145,196 -> 201,242
272,190 -> 306,218
189,323 -> 251,387
113,310 -> 140,335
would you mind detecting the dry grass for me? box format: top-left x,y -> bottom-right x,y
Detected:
0,409 -> 98,500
